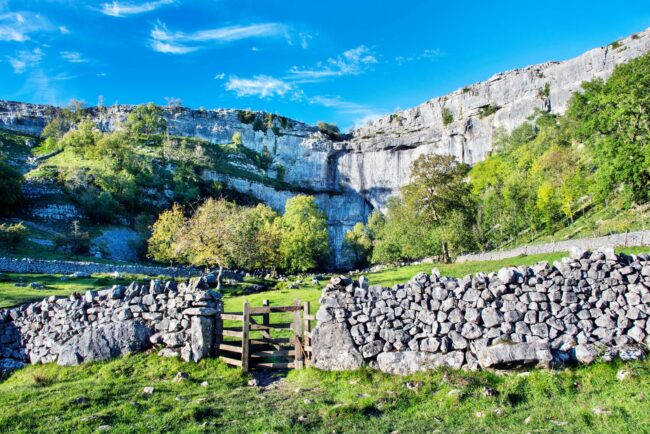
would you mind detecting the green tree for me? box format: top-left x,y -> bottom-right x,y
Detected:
343,222 -> 373,268
402,154 -> 475,262
279,195 -> 330,272
230,204 -> 282,271
127,103 -> 167,136
148,204 -> 187,265
0,222 -> 28,252
0,157 -> 23,215
176,198 -> 238,289
568,53 -> 650,204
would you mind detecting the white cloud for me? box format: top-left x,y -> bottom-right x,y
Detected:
299,32 -> 312,49
59,25 -> 69,34
7,47 -> 43,73
60,51 -> 87,63
395,48 -> 443,65
150,21 -> 288,54
225,75 -> 293,98
287,45 -> 377,82
214,72 -> 225,80
0,11 -> 53,42
99,0 -> 175,18
310,95 -> 385,128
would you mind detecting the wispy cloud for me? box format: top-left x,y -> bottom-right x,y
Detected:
7,47 -> 43,73
309,95 -> 384,127
287,45 -> 377,82
0,11 -> 53,42
395,48 -> 443,65
99,0 -> 175,18
150,21 -> 288,54
60,51 -> 88,63
225,75 -> 293,99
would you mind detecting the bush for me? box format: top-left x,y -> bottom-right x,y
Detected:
0,223 -> 28,252
442,107 -> 454,126
479,104 -> 501,118
237,110 -> 256,124
54,221 -> 91,255
0,159 -> 23,215
317,122 -> 341,141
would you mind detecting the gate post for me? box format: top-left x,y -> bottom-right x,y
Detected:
242,301 -> 250,372
293,299 -> 304,369
303,301 -> 311,365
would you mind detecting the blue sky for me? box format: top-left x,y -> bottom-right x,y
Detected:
1,1 -> 649,130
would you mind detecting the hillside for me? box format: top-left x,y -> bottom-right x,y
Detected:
1,28 -> 649,267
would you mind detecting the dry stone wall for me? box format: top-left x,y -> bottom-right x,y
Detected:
312,248 -> 650,375
0,277 -> 222,373
0,257 -> 205,278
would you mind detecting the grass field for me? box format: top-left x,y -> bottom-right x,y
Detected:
1,247 -> 648,311
0,352 -> 648,433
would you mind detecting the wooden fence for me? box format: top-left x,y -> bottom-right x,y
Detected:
216,299 -> 315,372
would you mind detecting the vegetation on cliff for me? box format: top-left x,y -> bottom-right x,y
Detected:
347,53 -> 650,265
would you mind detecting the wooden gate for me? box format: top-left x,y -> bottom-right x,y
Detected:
216,299 -> 315,372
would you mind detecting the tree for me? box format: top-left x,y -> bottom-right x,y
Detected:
127,103 -> 167,136
229,204 -> 282,271
176,198 -> 238,289
568,53 -> 650,204
402,154 -> 475,262
0,222 -> 28,252
317,122 -> 341,140
343,222 -> 373,268
54,221 -> 91,255
0,157 -> 23,215
147,204 -> 187,265
279,195 -> 330,272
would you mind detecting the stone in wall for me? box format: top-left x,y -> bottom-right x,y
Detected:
312,248 -> 650,374
0,276 -> 222,370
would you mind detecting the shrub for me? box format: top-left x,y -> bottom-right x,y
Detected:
442,107 -> 454,126
479,104 -> 501,118
54,221 -> 91,255
0,223 -> 28,252
317,122 -> 341,141
0,158 -> 23,215
237,110 -> 256,124
538,82 -> 551,99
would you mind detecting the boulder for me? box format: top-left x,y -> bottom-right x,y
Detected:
311,321 -> 363,371
477,343 -> 553,369
376,351 -> 465,375
57,321 -> 153,366
573,344 -> 598,365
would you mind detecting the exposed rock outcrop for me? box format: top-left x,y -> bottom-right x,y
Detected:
1,29 -> 649,266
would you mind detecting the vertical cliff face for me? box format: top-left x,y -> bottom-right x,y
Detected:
336,28 -> 650,210
0,28 -> 648,268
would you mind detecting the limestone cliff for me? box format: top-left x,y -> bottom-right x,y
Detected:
1,28 -> 649,267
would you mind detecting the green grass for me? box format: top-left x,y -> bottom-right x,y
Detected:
0,353 -> 648,433
0,273 -> 185,309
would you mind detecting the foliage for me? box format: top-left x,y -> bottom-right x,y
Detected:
317,121 -> 341,141
53,221 -> 91,255
479,104 -> 501,118
343,222 -> 373,268
126,103 -> 167,136
237,109 -> 256,124
228,204 -> 282,271
567,53 -> 650,204
0,156 -> 23,215
147,204 -> 187,265
0,222 -> 28,252
278,195 -> 330,272
442,107 -> 454,126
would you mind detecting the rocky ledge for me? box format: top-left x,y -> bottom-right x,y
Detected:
312,247 -> 650,374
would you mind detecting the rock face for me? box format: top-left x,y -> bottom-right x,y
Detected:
312,249 -> 650,374
1,29 -> 649,266
0,276 -> 222,367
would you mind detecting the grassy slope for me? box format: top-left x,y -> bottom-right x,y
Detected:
0,353 -> 648,433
